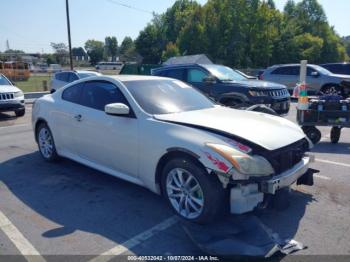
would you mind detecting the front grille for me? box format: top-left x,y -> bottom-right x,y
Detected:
264,139 -> 309,174
0,93 -> 14,101
268,89 -> 289,97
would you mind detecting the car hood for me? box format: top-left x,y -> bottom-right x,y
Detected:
0,85 -> 20,93
154,106 -> 305,151
222,79 -> 286,90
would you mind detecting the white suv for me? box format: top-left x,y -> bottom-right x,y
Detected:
0,74 -> 25,117
50,70 -> 101,93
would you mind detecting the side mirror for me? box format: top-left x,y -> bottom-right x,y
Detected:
311,71 -> 319,78
105,103 -> 129,116
203,75 -> 216,84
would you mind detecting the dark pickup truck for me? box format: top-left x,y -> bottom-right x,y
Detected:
152,64 -> 290,115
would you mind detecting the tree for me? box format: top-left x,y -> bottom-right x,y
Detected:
293,33 -> 323,62
284,0 -> 297,18
163,0 -> 200,43
119,36 -> 134,55
162,42 -> 180,61
72,47 -> 87,58
177,6 -> 207,56
343,36 -> 350,59
85,40 -> 104,65
133,0 -> 347,67
135,15 -> 166,64
50,42 -> 68,65
105,36 -> 118,61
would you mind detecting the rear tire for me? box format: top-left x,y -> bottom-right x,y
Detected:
330,127 -> 341,144
36,123 -> 59,162
15,108 -> 25,117
320,84 -> 341,95
161,157 -> 227,224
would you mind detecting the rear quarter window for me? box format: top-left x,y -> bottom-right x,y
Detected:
62,83 -> 83,104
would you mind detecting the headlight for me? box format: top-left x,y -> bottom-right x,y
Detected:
206,143 -> 274,176
14,91 -> 24,98
249,90 -> 266,96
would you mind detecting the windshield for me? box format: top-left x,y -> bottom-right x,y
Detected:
312,65 -> 332,75
203,64 -> 247,81
0,75 -> 11,85
123,79 -> 216,114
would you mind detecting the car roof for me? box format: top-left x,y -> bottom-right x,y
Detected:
320,62 -> 350,66
75,70 -> 100,75
108,75 -> 165,81
153,63 -> 214,70
267,63 -> 319,69
55,70 -> 100,75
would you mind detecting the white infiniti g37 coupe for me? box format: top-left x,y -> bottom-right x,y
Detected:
32,75 -> 315,223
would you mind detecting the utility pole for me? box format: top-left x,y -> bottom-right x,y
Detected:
6,39 -> 10,51
66,0 -> 73,70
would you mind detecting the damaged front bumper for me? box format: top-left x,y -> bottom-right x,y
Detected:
261,155 -> 313,194
229,155 -> 316,214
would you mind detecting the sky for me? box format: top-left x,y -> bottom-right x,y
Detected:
0,0 -> 349,53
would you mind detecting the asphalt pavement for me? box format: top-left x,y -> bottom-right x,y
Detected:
0,103 -> 349,260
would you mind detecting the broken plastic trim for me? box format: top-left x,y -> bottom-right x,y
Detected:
181,215 -> 306,258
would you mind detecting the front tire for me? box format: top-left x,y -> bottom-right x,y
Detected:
36,123 -> 59,162
302,126 -> 322,144
15,108 -> 25,117
161,157 -> 227,224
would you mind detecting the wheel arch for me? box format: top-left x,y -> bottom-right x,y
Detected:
218,93 -> 249,105
320,83 -> 340,91
34,118 -> 48,142
155,148 -> 207,195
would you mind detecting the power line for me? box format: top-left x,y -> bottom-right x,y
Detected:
106,0 -> 153,15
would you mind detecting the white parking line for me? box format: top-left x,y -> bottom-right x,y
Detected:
314,174 -> 331,180
316,158 -> 350,168
0,124 -> 31,130
0,210 -> 45,261
89,216 -> 178,262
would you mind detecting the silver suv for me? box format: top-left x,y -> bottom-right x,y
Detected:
261,64 -> 350,95
50,70 -> 101,93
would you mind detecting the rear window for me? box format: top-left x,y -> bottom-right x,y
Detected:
271,66 -> 299,75
55,72 -> 69,82
322,64 -> 350,75
162,69 -> 186,81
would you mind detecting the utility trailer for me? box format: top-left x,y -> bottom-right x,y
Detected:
297,96 -> 350,144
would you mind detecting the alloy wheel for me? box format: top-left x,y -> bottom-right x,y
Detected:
38,127 -> 54,159
166,168 -> 204,219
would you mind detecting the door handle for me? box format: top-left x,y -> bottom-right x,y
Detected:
74,114 -> 82,122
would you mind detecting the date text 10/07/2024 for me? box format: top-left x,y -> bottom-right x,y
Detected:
127,256 -> 220,261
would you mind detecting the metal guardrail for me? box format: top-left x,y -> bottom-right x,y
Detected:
24,91 -> 49,103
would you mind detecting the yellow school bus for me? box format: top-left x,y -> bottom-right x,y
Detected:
2,61 -> 30,81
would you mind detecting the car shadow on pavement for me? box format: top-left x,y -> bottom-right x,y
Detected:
0,112 -> 16,121
0,151 -> 314,257
0,152 -> 173,247
311,141 -> 350,155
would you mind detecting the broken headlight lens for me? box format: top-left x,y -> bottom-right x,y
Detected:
206,143 -> 274,176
